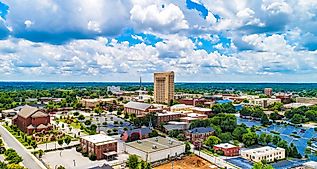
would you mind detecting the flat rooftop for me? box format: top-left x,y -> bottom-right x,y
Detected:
81,134 -> 116,145
241,146 -> 284,155
214,143 -> 238,149
125,136 -> 184,153
157,111 -> 181,116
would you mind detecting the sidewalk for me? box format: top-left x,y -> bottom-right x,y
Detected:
194,150 -> 240,169
37,140 -> 80,151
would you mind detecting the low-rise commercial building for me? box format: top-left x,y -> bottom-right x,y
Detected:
80,134 -> 117,160
156,111 -> 182,124
81,98 -> 117,109
213,143 -> 240,156
180,113 -> 208,123
124,101 -> 154,117
163,121 -> 189,132
170,104 -> 194,112
250,98 -> 281,108
296,97 -> 317,105
124,136 -> 185,163
186,127 -> 214,143
241,146 -> 285,163
191,107 -> 212,115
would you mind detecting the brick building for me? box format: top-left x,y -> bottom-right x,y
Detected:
12,105 -> 52,135
213,143 -> 240,156
80,134 -> 117,160
121,127 -> 152,142
186,127 -> 215,143
156,111 -> 182,124
124,101 -> 154,117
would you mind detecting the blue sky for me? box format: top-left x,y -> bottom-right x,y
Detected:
0,0 -> 317,82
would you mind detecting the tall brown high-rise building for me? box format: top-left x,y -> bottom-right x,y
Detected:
154,71 -> 175,104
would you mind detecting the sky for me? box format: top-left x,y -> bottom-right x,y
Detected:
0,0 -> 317,82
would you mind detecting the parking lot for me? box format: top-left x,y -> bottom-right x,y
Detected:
42,147 -> 128,169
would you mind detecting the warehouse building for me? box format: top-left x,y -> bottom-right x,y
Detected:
124,136 -> 185,163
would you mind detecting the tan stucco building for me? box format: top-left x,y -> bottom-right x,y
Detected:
154,71 -> 174,104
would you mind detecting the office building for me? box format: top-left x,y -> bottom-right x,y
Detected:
241,146 -> 285,163
213,143 -> 240,156
124,136 -> 185,163
80,134 -> 117,160
264,88 -> 273,97
154,71 -> 174,104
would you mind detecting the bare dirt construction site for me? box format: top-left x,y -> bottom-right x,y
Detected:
154,155 -> 217,169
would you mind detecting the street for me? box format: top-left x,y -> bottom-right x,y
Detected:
0,125 -> 47,169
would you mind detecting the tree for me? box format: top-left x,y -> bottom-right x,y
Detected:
64,136 -> 71,146
291,114 -> 307,124
185,142 -> 191,154
58,139 -> 64,148
218,132 -> 232,143
204,136 -> 221,147
272,135 -> 282,145
31,141 -> 37,150
232,127 -> 248,141
127,154 -> 139,169
269,111 -> 282,120
148,130 -> 158,138
78,114 -> 85,120
258,133 -> 272,145
84,120 -> 92,125
7,164 -> 26,169
261,114 -> 270,126
252,162 -> 274,169
242,132 -> 258,147
57,166 -> 66,169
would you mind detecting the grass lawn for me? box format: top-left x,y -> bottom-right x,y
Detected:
70,122 -> 81,129
4,125 -> 33,149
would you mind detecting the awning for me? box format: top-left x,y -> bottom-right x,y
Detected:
103,151 -> 117,156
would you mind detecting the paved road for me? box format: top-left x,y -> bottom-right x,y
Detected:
0,125 -> 47,169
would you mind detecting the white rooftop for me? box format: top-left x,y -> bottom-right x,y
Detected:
81,134 -> 116,144
157,111 -> 181,116
186,113 -> 208,118
304,161 -> 317,168
214,143 -> 238,149
241,146 -> 284,156
171,104 -> 194,109
191,107 -> 212,111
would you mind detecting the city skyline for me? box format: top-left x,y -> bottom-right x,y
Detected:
0,1 -> 317,82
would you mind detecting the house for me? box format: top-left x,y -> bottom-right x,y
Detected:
124,101 -> 154,117
12,105 -> 52,135
186,127 -> 215,143
121,127 -> 152,142
213,143 -> 240,156
80,134 -> 117,160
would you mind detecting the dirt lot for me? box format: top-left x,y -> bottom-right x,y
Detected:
154,155 -> 218,169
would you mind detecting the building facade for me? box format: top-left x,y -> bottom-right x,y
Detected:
186,127 -> 215,143
80,134 -> 117,160
12,105 -> 52,135
124,137 -> 185,163
156,112 -> 182,124
154,71 -> 174,104
213,143 -> 240,156
124,101 -> 154,117
241,146 -> 285,163
264,88 -> 273,97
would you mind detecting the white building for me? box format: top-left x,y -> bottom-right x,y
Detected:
170,104 -> 194,112
303,161 -> 317,169
250,98 -> 281,108
107,86 -> 121,94
241,146 -> 285,163
124,136 -> 185,163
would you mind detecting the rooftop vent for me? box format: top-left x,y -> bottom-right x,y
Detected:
152,145 -> 157,149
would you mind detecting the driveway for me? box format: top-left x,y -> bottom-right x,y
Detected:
0,125 -> 47,169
